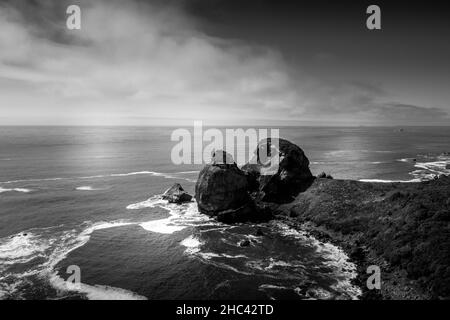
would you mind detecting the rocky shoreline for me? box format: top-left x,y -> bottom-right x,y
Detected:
167,138 -> 449,300
274,177 -> 450,300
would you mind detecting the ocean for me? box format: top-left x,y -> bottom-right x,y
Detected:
0,126 -> 449,300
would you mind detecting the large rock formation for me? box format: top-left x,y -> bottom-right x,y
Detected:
194,138 -> 314,222
194,150 -> 270,223
242,138 -> 314,203
162,183 -> 192,204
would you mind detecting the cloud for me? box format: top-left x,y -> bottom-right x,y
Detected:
368,103 -> 448,123
0,0 -> 298,124
0,0 -> 447,125
288,80 -> 449,125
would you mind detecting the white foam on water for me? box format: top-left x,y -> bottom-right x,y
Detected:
0,233 -> 50,263
127,196 -> 217,235
265,258 -> 297,270
198,252 -> 248,260
0,178 -> 63,184
140,219 -> 186,234
302,287 -> 333,299
49,273 -> 147,300
414,160 -> 450,176
180,235 -> 203,254
76,186 -> 96,191
259,284 -> 289,290
110,171 -> 161,177
258,284 -> 290,299
1,169 -> 196,185
274,221 -> 361,300
0,187 -> 32,194
393,153 -> 450,181
197,252 -> 222,259
359,178 -> 420,183
126,195 -> 167,210
0,220 -> 140,300
221,253 -> 248,259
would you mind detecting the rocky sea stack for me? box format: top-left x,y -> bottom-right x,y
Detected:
242,138 -> 314,203
194,139 -> 314,223
162,183 -> 192,204
194,150 -> 267,223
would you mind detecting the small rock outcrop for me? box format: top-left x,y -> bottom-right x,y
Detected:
162,183 -> 192,204
238,239 -> 251,247
242,138 -> 314,203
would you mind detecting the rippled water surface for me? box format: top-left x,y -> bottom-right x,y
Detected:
1,126 -> 449,299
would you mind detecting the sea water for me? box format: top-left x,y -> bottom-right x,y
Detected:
0,126 -> 449,299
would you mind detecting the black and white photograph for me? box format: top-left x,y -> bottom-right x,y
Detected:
0,0 -> 449,311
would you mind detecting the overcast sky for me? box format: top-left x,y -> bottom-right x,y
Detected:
0,0 -> 449,126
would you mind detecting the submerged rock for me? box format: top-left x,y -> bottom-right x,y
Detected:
255,228 -> 264,236
162,183 -> 192,204
242,138 -> 314,203
238,239 -> 251,247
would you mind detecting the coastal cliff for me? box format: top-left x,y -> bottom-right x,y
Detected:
193,139 -> 450,300
275,176 -> 450,299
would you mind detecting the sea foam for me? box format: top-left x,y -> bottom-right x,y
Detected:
127,196 -> 216,235
0,220 -> 137,299
0,187 -> 32,194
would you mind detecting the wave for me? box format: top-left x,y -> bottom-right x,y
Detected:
324,150 -> 394,157
0,233 -> 49,264
1,170 -> 196,185
127,196 -> 217,235
180,235 -> 203,254
273,221 -> 361,300
176,171 -> 200,174
178,219 -> 361,299
76,186 -> 94,191
75,186 -> 105,191
49,273 -> 147,300
395,152 -> 450,181
0,187 -> 32,194
140,218 -> 187,234
0,220 -> 139,300
359,178 -> 420,183
361,153 -> 450,183
0,178 -> 63,184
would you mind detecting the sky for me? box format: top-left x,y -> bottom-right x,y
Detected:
0,0 -> 449,126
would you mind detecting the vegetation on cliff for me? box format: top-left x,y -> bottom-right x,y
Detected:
276,176 -> 450,299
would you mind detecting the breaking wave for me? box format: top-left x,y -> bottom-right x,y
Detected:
0,170 -> 196,185
397,152 -> 450,181
178,219 -> 361,300
127,196 -> 218,234
0,187 -> 32,194
0,220 -> 142,300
